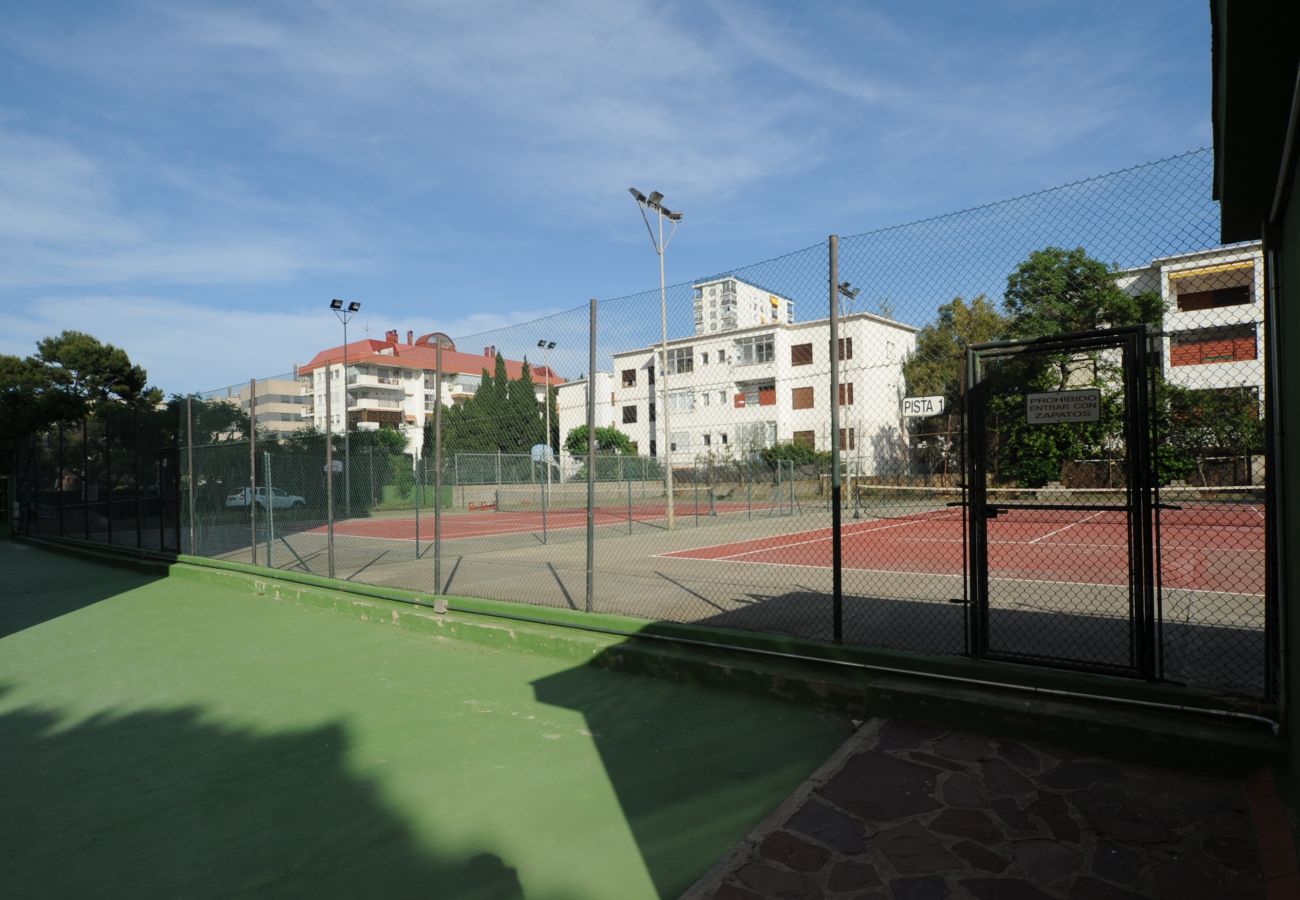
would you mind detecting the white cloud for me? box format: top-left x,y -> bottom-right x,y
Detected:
0,295 -> 573,394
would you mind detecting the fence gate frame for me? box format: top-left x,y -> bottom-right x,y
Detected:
964,325 -> 1159,679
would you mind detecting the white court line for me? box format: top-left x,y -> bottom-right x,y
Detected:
1027,510 -> 1105,544
693,513 -> 963,562
649,552 -> 1265,598
660,509 -> 962,558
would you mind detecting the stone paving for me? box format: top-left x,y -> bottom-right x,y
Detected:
685,719 -> 1264,900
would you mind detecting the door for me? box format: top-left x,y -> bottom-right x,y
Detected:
965,327 -> 1156,677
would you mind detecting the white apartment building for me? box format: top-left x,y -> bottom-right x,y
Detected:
555,372 -> 617,471
1117,242 -> 1264,398
692,276 -> 795,334
609,312 -> 917,474
299,330 -> 561,459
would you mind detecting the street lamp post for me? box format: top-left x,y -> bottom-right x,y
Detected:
629,187 -> 683,529
537,340 -> 556,490
331,299 -> 362,519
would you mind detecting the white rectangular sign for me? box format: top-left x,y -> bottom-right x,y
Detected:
1026,389 -> 1101,424
901,395 -> 945,418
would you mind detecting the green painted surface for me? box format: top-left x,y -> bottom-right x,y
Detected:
0,542 -> 851,899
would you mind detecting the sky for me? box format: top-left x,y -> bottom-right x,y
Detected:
0,1 -> 1213,394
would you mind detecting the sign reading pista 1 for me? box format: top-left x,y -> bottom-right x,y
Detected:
901,395 -> 945,417
1026,389 -> 1101,424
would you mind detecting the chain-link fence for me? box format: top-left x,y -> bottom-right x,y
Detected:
11,148 -> 1274,705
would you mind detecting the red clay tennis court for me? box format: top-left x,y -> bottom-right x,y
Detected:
313,499 -> 783,541
661,486 -> 1265,596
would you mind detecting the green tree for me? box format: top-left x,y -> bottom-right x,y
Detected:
903,295 -> 1007,406
563,425 -> 636,456
1003,246 -> 1163,342
37,330 -> 161,413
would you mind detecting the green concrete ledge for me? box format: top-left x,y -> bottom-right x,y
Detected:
17,534 -> 1284,774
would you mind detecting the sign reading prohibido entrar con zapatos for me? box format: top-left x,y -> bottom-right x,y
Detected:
1025,389 -> 1101,425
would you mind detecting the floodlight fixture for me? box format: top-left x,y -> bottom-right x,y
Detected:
626,186 -> 684,529
837,281 -> 860,299
347,301 -> 361,313
330,298 -> 343,310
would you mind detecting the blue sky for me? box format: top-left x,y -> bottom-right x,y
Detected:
0,1 -> 1212,393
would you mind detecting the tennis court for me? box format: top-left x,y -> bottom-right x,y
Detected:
0,541 -> 851,899
663,485 -> 1266,597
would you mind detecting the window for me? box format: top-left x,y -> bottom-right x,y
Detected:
838,383 -> 854,406
622,405 -> 638,424
648,402 -> 656,422
1172,260 -> 1254,311
703,434 -> 712,446
739,421 -> 777,449
1170,325 -> 1257,366
793,430 -> 815,448
717,349 -> 726,363
621,369 -> 636,388
837,337 -> 854,361
720,433 -> 728,445
792,386 -> 815,410
701,352 -> 709,365
1177,285 -> 1251,311
668,347 -> 694,375
734,334 -> 775,366
702,392 -> 710,407
791,343 -> 813,366
668,389 -> 695,413
737,382 -> 777,407
838,428 -> 856,450
719,390 -> 727,405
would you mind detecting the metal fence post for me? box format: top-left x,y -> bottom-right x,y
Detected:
82,417 -> 89,541
57,422 -> 65,537
186,395 -> 196,555
414,453 -> 422,560
249,378 -> 257,566
434,339 -> 444,594
586,298 -> 597,613
264,450 -> 274,569
326,366 -> 336,579
829,234 -> 844,644
134,407 -> 143,548
105,412 -> 113,545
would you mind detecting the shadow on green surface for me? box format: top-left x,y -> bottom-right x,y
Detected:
532,656 -> 852,899
0,543 -> 163,640
0,686 -> 523,900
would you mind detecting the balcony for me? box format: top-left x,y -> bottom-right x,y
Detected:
347,397 -> 402,412
347,373 -> 405,392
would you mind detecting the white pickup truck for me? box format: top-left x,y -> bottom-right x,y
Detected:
224,487 -> 306,509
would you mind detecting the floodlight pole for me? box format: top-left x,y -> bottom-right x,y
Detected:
331,299 -> 362,520
630,188 -> 682,530
537,340 -> 556,491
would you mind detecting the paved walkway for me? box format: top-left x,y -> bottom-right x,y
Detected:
686,719 -> 1271,900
